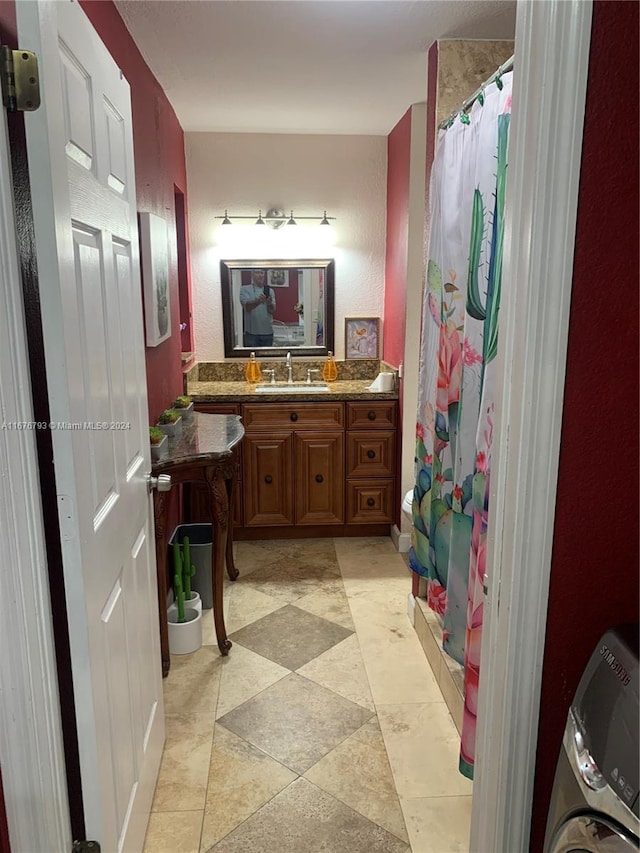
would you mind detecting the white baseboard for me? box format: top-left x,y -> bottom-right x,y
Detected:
391,524 -> 411,553
406,592 -> 416,626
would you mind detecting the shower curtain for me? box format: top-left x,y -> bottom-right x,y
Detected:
410,72 -> 513,778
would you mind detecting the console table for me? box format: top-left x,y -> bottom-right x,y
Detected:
151,413 -> 245,675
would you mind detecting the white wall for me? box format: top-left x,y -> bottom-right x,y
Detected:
186,132 -> 387,361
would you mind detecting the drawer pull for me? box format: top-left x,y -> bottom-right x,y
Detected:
366,497 -> 375,507
366,450 -> 376,459
264,475 -> 273,484
367,411 -> 376,421
290,412 -> 298,422
315,474 -> 324,484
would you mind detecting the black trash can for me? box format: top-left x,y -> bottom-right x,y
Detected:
169,523 -> 214,609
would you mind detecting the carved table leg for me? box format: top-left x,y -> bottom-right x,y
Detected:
206,465 -> 232,655
225,454 -> 239,582
153,490 -> 171,677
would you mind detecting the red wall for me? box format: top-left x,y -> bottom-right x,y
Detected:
383,108 -> 412,369
529,2 -> 639,849
0,1 -> 15,42
79,0 -> 187,421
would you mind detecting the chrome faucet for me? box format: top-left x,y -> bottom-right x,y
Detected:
286,352 -> 293,384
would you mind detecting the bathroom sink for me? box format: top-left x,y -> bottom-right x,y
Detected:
255,383 -> 330,393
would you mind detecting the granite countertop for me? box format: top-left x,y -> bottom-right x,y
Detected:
187,379 -> 399,403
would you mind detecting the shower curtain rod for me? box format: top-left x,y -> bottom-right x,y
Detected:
438,54 -> 514,130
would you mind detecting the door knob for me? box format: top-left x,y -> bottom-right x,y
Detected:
146,473 -> 172,493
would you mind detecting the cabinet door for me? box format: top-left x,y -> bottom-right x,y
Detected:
295,432 -> 344,525
244,433 -> 294,526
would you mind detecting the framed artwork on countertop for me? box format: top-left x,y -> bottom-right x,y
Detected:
344,317 -> 380,359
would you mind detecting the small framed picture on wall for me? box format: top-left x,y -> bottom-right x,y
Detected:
344,317 -> 380,359
268,269 -> 289,288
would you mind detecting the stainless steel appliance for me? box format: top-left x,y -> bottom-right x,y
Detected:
544,624 -> 639,852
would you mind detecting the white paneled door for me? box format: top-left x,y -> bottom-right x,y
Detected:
17,1 -> 164,850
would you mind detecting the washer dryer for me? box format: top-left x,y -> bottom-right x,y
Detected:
544,624 -> 639,852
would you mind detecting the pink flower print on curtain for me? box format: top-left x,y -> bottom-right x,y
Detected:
437,319 -> 463,411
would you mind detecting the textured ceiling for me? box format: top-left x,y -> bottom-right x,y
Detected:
115,0 -> 516,135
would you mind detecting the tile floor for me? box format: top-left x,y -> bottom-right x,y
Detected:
143,537 -> 472,853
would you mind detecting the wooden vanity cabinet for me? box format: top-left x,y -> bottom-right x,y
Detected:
242,403 -> 344,527
189,398 -> 398,536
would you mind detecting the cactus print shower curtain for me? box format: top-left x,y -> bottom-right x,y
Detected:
410,72 -> 513,778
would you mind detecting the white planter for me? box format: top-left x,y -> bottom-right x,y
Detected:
150,435 -> 168,461
167,606 -> 202,655
168,591 -> 201,618
175,402 -> 194,423
156,415 -> 182,437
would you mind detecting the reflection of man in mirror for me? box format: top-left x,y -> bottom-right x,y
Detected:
239,269 -> 276,347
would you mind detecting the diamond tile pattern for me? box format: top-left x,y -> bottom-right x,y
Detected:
204,777 -> 410,853
217,672 -> 373,773
228,604 -> 353,670
146,538 -> 471,853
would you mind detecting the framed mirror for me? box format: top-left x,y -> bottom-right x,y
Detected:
220,259 -> 335,357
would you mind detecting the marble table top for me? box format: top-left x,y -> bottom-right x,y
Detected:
152,413 -> 244,471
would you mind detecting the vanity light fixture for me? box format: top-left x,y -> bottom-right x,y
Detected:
216,208 -> 336,227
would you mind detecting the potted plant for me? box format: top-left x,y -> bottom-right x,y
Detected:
167,535 -> 201,616
172,395 -> 194,423
149,426 -> 169,461
156,408 -> 182,437
167,540 -> 202,655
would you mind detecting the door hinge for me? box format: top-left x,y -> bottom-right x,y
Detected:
72,842 -> 101,853
0,46 -> 40,112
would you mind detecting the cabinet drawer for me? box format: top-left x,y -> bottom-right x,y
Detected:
346,479 -> 395,524
194,403 -> 241,415
346,401 -> 397,429
242,402 -> 344,431
346,431 -> 396,478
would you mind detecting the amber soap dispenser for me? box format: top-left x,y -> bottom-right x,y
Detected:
245,352 -> 262,382
322,351 -> 338,382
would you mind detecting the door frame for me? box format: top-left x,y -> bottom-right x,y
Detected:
0,0 -> 593,849
471,1 -> 593,850
0,110 -> 71,852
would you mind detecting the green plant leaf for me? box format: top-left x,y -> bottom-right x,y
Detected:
466,189 -> 486,321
